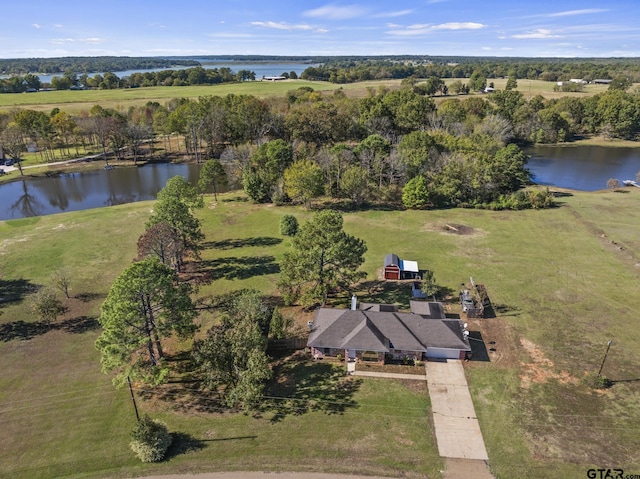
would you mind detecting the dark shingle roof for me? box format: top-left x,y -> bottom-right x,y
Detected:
409,300 -> 445,319
308,307 -> 470,352
384,253 -> 400,267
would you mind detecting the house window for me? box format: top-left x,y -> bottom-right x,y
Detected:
362,351 -> 379,362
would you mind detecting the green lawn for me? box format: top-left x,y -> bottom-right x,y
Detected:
0,77 -> 617,114
1,188 -> 640,478
0,80 -> 345,113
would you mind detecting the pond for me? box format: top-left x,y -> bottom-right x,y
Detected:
1,145 -> 639,221
0,163 -> 203,221
527,145 -> 640,191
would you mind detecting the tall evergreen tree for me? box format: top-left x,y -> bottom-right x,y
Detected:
96,258 -> 197,386
277,210 -> 367,307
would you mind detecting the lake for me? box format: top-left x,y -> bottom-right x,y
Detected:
527,145 -> 640,191
16,62 -> 318,84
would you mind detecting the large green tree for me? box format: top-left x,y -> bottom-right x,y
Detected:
198,158 -> 228,201
283,159 -> 325,207
191,290 -> 272,410
243,139 -> 293,203
157,175 -> 203,210
277,210 -> 367,307
148,192 -> 204,260
402,175 -> 430,209
339,165 -> 369,206
96,258 -> 197,386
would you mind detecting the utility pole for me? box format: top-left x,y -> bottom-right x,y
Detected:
597,340 -> 613,377
127,376 -> 140,421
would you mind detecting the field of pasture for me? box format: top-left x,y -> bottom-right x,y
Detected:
0,77 -> 613,115
1,186 -> 640,478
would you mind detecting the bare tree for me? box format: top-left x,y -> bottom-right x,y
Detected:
51,268 -> 72,299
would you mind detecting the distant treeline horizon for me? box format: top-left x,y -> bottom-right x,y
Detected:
2,54 -> 640,76
0,55 -> 640,92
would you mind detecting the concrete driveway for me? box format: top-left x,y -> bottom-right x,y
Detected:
426,360 -> 489,461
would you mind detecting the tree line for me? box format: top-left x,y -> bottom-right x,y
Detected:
300,57 -> 640,84
0,66 -> 257,93
5,82 -> 640,208
0,56 -> 199,75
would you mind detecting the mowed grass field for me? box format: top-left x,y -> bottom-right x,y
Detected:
1,188 -> 640,478
0,77 -> 614,114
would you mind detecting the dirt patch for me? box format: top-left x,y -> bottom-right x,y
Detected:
423,222 -> 483,237
464,316 -> 519,366
519,338 -> 577,389
445,458 -> 494,479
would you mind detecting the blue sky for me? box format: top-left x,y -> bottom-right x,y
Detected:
3,0 -> 640,59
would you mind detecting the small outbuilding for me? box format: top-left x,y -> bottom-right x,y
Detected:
383,253 -> 401,280
383,253 -> 420,280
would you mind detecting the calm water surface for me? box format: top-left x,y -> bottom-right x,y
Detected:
14,62 -> 318,84
0,163 -> 202,221
527,145 -> 640,191
1,145 -> 639,221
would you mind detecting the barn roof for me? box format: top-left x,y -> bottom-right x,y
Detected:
384,253 -> 400,267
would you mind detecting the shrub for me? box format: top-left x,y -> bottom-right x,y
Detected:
279,214 -> 299,236
336,353 -> 343,362
130,415 -> 172,463
29,289 -> 67,326
269,308 -> 293,339
582,372 -> 612,390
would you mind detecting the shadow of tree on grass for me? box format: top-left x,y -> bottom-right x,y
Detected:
198,255 -> 280,281
0,315 -> 99,342
164,432 -> 207,460
203,237 -> 282,250
0,278 -> 38,304
358,280 -> 411,309
263,352 -> 362,422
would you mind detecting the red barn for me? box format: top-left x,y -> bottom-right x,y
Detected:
383,253 -> 401,280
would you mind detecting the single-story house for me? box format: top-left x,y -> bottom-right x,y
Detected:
383,253 -> 420,280
308,301 -> 471,362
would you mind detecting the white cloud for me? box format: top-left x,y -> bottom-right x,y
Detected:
371,10 -> 413,19
32,23 -> 41,29
432,22 -> 485,30
545,9 -> 608,18
50,37 -> 104,44
251,21 -> 313,31
512,29 -> 562,39
387,22 -> 485,36
54,24 -> 63,28
303,4 -> 368,20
